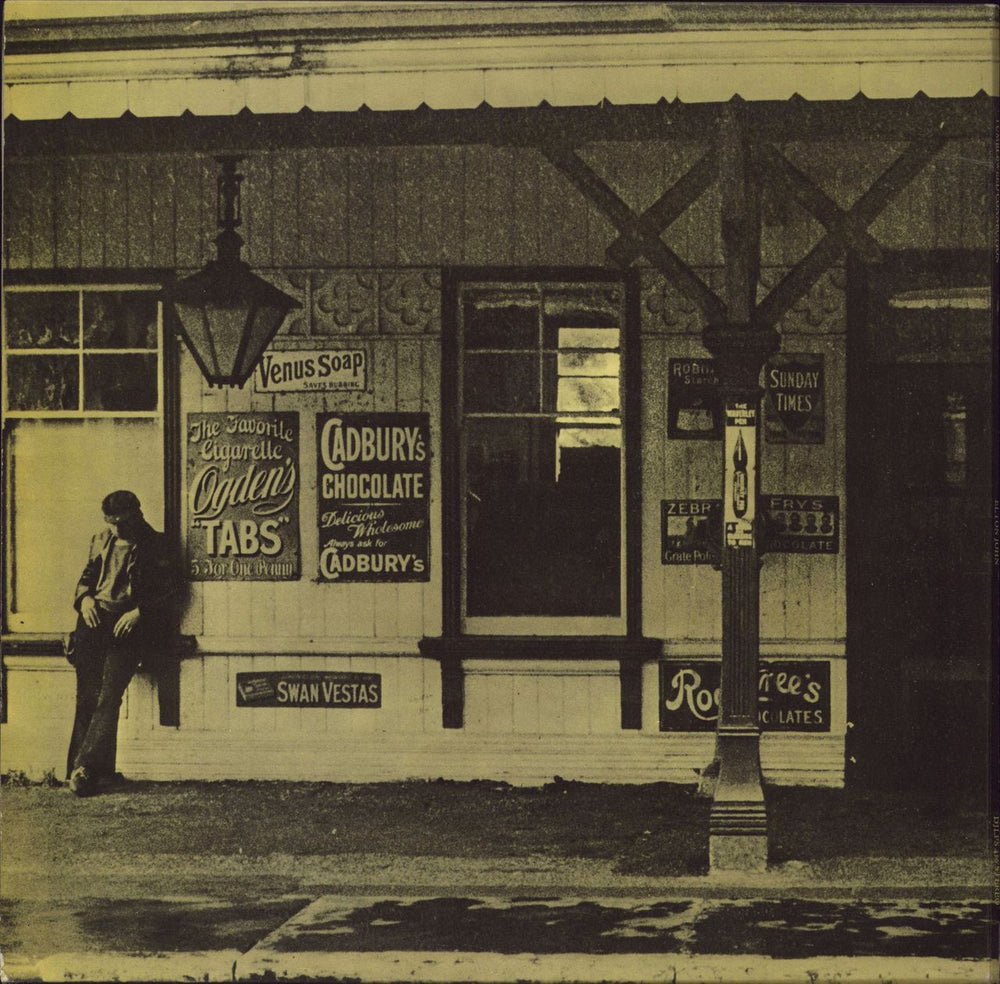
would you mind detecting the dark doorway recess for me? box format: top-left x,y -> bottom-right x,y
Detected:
846,250 -> 993,793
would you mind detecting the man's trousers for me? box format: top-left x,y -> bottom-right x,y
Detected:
66,608 -> 147,780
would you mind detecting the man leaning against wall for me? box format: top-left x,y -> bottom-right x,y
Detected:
65,490 -> 178,797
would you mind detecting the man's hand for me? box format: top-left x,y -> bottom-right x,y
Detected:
113,608 -> 141,638
80,595 -> 100,629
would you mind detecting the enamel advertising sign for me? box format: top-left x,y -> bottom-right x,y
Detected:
661,499 -> 720,565
236,671 -> 381,708
253,348 -> 367,394
667,358 -> 722,439
762,495 -> 840,554
186,412 -> 300,580
316,412 -> 431,582
724,402 -> 756,548
764,353 -> 825,444
659,659 -> 831,732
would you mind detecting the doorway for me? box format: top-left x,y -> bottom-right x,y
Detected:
846,252 -> 993,791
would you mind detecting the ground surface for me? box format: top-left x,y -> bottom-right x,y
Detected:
3,777 -> 991,876
1,779 -> 994,980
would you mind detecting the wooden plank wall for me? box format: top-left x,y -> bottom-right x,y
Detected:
177,279 -> 442,652
4,139 -> 989,272
3,137 -> 989,660
639,267 -> 848,648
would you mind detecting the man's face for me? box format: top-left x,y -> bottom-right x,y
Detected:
104,510 -> 142,541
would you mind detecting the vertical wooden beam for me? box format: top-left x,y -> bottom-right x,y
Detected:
158,311 -> 183,729
441,657 -> 464,729
619,660 -> 642,730
718,102 -> 760,324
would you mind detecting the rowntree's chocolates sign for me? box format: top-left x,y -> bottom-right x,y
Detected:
316,412 -> 430,582
186,412 -> 300,581
659,659 -> 831,732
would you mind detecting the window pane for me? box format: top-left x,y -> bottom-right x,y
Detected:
558,327 -> 620,350
557,351 -> 620,377
83,291 -> 158,348
463,290 -> 537,349
543,290 -> 622,346
555,377 -> 620,413
465,417 -> 620,617
4,291 -> 78,349
6,354 -> 79,411
83,354 -> 158,411
464,353 -> 538,412
6,419 -> 164,632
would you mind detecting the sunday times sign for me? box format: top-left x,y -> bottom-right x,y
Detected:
316,412 -> 431,582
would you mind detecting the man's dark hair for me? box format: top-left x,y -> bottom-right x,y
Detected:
102,490 -> 142,516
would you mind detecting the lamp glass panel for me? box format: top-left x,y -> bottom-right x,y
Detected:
233,303 -> 289,383
202,303 -> 252,376
173,302 -> 218,375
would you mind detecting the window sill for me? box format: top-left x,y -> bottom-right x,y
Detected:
0,634 -> 67,657
418,636 -> 661,662
1,633 -> 198,658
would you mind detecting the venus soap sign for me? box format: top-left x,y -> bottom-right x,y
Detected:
186,411 -> 301,580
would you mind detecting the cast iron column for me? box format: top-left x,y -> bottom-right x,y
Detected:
703,326 -> 778,871
703,105 -> 780,871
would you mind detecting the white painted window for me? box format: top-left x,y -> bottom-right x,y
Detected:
3,286 -> 165,633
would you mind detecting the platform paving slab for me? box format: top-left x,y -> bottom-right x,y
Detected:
3,893 -> 995,982
234,894 -> 996,982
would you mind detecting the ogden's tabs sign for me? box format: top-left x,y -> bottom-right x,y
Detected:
186,411 -> 301,580
254,348 -> 367,393
316,412 -> 431,582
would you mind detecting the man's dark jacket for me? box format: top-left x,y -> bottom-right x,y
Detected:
73,519 -> 178,655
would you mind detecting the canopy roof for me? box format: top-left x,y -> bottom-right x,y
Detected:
4,2 -> 997,121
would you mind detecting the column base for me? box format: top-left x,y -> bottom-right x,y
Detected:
709,725 -> 768,871
709,832 -> 768,871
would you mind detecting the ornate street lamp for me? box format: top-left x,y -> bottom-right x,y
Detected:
163,155 -> 301,387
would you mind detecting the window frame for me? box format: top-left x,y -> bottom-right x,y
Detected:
2,272 -> 181,637
3,283 -> 163,419
440,267 -> 644,643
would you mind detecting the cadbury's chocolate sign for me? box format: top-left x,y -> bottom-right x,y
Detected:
316,412 -> 430,582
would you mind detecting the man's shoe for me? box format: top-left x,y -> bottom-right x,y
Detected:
68,767 -> 94,797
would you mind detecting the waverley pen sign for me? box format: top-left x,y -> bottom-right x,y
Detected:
316,412 -> 430,582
